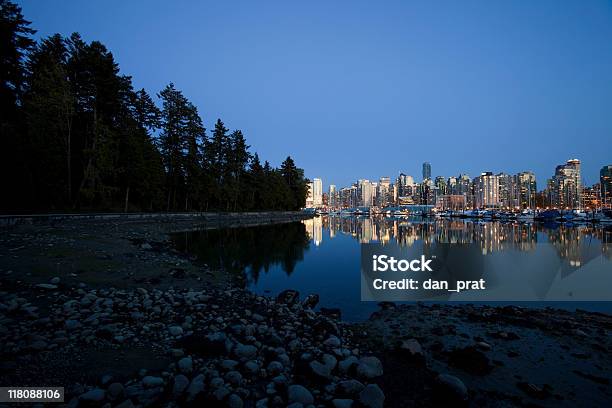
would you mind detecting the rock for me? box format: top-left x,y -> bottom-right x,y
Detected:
234,343 -> 258,360
178,356 -> 193,373
302,294 -> 319,309
288,384 -> 314,405
267,361 -> 284,376
399,338 -> 423,357
173,374 -> 189,396
221,359 -> 239,370
333,399 -> 354,408
436,374 -> 468,401
115,399 -> 135,408
107,383 -> 124,400
168,326 -> 184,336
65,319 -> 81,331
324,335 -> 342,348
244,360 -> 260,375
310,354 -> 337,380
142,376 -> 164,388
79,388 -> 106,402
227,393 -> 244,408
140,243 -> 152,250
358,384 -> 385,408
337,380 -> 364,395
225,370 -> 243,385
277,289 -> 300,305
213,386 -> 231,400
338,356 -> 358,374
50,277 -> 61,284
187,374 -> 205,401
356,356 -> 383,379
36,283 -> 58,290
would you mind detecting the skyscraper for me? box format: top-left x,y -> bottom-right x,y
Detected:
422,162 -> 431,180
474,172 -> 499,208
601,165 -> 612,208
313,178 -> 323,206
550,159 -> 581,208
329,184 -> 337,209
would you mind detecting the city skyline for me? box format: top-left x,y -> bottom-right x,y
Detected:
19,0 -> 612,188
308,159 -> 611,210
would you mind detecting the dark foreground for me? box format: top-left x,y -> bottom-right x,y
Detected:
0,215 -> 610,407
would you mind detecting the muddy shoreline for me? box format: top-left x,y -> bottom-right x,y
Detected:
0,215 -> 610,407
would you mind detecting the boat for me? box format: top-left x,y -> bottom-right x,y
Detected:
536,209 -> 561,221
516,209 -> 535,222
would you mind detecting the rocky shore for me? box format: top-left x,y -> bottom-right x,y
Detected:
1,215 -> 611,407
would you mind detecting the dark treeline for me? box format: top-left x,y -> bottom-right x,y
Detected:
0,1 -> 308,213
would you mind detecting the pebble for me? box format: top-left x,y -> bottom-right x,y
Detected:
358,384 -> 385,408
436,374 -> 468,401
356,356 -> 383,379
288,384 -> 314,405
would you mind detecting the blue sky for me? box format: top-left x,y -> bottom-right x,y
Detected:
18,0 -> 612,189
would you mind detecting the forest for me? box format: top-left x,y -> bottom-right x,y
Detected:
0,0 -> 308,213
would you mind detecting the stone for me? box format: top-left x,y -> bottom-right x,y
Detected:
64,320 -> 81,331
225,370 -> 243,385
221,359 -> 239,370
358,384 -> 385,408
356,356 -> 383,379
267,361 -> 284,376
114,399 -> 135,408
234,343 -> 258,360
399,338 -> 423,356
142,376 -> 164,388
107,383 -> 124,400
173,374 -> 189,396
79,388 -> 106,402
287,384 -> 314,405
276,289 -> 300,305
337,380 -> 364,395
338,356 -> 358,374
36,283 -> 58,290
168,326 -> 183,336
178,356 -> 193,373
324,335 -> 342,348
302,293 -> 319,309
333,399 -> 354,408
50,277 -> 61,284
213,386 -> 231,400
436,374 -> 468,401
187,374 -> 205,401
227,393 -> 244,408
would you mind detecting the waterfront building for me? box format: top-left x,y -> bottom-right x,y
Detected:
497,173 -> 514,208
447,176 -> 458,195
378,177 -> 391,207
516,171 -> 537,209
582,184 -> 601,210
457,174 -> 473,208
436,195 -> 467,210
329,184 -> 338,209
313,178 -> 323,207
550,159 -> 582,208
601,165 -> 612,208
358,179 -> 374,207
422,162 -> 431,181
474,172 -> 500,208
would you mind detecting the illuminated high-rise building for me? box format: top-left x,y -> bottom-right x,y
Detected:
313,178 -> 323,207
422,162 -> 431,180
601,165 -> 612,208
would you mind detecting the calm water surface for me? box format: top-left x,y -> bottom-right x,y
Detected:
171,216 -> 612,321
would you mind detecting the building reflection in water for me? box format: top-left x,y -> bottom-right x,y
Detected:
313,215 -> 611,264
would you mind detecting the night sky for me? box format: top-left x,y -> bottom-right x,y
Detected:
19,0 -> 612,189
